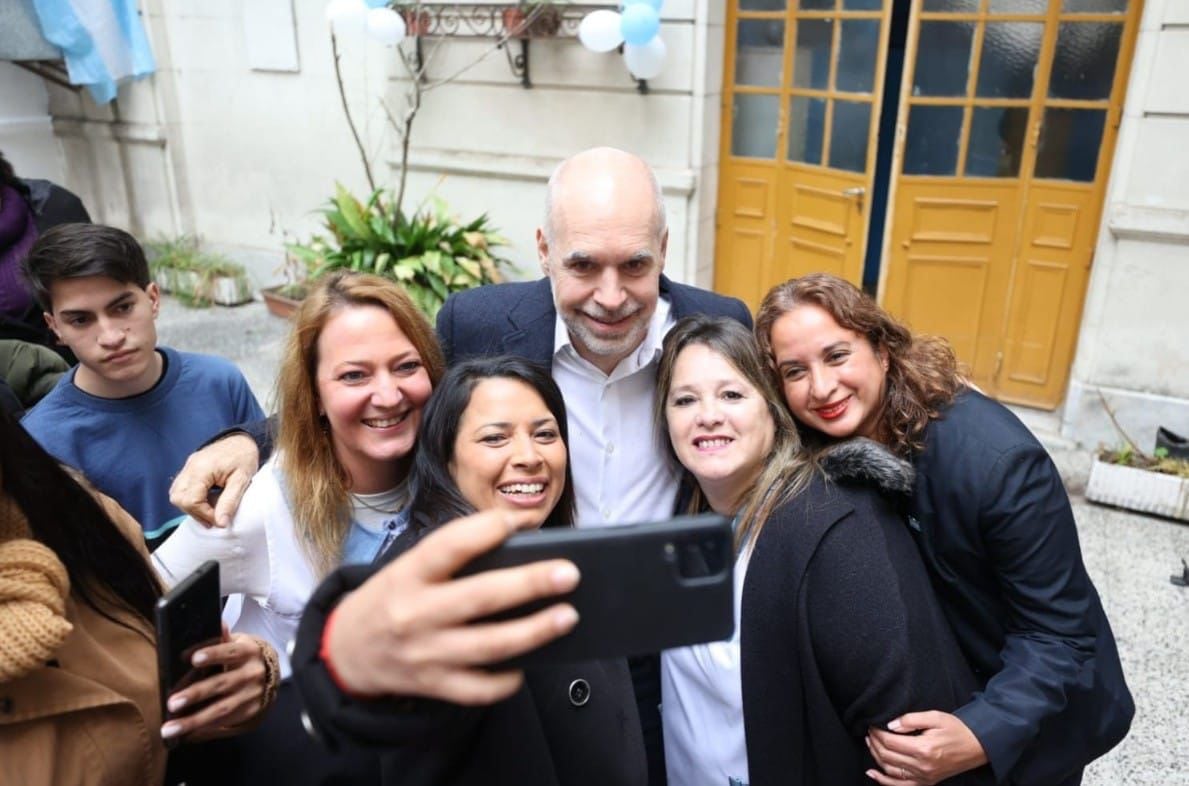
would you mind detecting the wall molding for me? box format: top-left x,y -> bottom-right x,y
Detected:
1107,202 -> 1189,244
395,149 -> 697,196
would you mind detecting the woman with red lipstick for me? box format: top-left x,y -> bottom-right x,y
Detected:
153,272 -> 445,784
756,274 -> 1132,786
656,315 -> 990,786
292,356 -> 647,786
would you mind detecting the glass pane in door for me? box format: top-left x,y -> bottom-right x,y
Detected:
1062,0 -> 1127,12
1035,108 -> 1106,181
736,20 -> 786,87
904,106 -> 963,175
922,0 -> 979,10
843,0 -> 884,9
914,22 -> 974,96
732,95 -> 781,158
740,0 -> 787,10
977,23 -> 1043,98
798,0 -> 834,9
837,20 -> 881,93
1049,23 -> 1122,99
987,0 -> 1047,12
788,95 -> 827,164
793,19 -> 834,90
829,100 -> 872,171
966,107 -> 1027,177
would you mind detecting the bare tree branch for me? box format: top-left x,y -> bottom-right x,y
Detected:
331,31 -> 377,193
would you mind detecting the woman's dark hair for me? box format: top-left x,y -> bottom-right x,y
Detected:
0,406 -> 160,629
407,356 -> 575,531
0,151 -> 32,199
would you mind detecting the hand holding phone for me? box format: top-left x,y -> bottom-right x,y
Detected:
456,513 -> 735,667
155,561 -> 222,739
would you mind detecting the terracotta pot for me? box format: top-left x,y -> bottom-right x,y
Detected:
502,5 -> 560,38
401,9 -> 431,36
261,285 -> 304,319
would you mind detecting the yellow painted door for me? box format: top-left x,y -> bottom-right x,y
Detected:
881,0 -> 1141,408
715,0 -> 892,311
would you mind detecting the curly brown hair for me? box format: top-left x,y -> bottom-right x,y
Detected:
755,274 -> 964,457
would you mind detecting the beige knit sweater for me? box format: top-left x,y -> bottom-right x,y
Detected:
0,493 -> 73,681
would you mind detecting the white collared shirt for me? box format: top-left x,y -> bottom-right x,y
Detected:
551,296 -> 680,528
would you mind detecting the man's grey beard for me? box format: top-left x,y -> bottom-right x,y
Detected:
562,302 -> 650,360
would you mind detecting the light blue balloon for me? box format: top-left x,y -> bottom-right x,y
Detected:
620,0 -> 664,11
620,4 -> 660,46
365,0 -> 389,8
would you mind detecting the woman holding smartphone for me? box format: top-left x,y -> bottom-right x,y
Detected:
656,315 -> 991,786
755,274 -> 1132,786
293,356 -> 647,786
153,271 -> 445,783
0,406 -> 276,785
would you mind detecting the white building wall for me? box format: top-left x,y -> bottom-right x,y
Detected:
1061,0 -> 1189,449
31,0 -> 724,288
0,63 -> 62,182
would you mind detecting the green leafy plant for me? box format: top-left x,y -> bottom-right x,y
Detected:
287,184 -> 512,319
147,235 -> 252,307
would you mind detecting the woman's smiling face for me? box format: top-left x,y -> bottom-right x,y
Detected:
664,343 -> 775,514
450,377 -> 568,528
315,304 -> 433,493
767,304 -> 888,441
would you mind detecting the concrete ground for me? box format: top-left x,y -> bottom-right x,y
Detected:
157,295 -> 1189,785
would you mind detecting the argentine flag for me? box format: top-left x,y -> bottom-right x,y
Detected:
31,0 -> 155,104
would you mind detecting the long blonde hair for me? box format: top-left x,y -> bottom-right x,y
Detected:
654,315 -> 816,550
276,272 -> 445,575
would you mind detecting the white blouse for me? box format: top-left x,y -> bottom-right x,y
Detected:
662,546 -> 752,786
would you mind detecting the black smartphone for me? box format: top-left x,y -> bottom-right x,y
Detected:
456,513 -> 734,667
155,560 -> 222,724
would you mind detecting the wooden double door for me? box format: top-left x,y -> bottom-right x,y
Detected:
714,0 -> 1142,408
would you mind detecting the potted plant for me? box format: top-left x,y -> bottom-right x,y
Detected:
285,183 -> 512,320
1085,394 -> 1189,521
501,1 -> 561,38
260,249 -> 314,319
148,236 -> 254,307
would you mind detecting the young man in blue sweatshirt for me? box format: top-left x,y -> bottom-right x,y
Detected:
20,223 -> 263,547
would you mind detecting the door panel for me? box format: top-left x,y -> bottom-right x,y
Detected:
716,0 -> 892,311
884,180 -> 1020,386
880,0 -> 1141,408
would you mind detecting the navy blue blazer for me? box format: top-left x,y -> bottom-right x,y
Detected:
910,391 -> 1133,785
435,275 -> 752,367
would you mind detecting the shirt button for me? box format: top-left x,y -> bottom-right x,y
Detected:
601,508 -> 612,519
568,678 -> 591,707
606,443 -> 615,455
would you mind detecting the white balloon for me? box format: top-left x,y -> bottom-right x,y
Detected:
624,36 -> 666,80
366,7 -> 406,45
325,0 -> 367,37
578,10 -> 624,53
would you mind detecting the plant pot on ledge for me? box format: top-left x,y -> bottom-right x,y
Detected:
260,285 -> 306,319
1086,455 -> 1189,522
502,5 -> 561,38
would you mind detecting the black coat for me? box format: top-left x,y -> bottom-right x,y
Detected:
908,391 -> 1133,784
291,527 -> 648,786
742,441 -> 994,786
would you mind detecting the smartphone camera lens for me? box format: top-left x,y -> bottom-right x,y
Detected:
673,534 -> 728,579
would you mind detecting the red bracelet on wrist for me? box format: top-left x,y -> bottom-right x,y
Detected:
319,605 -> 361,698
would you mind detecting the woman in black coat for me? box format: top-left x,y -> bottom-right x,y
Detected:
292,357 -> 646,786
756,274 -> 1133,786
655,316 -> 991,786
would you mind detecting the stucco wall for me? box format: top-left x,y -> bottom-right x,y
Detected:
0,62 -> 61,182
36,0 -> 724,288
1062,0 -> 1189,449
